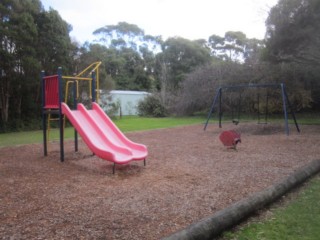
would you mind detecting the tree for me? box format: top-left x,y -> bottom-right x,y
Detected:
208,34 -> 225,57
76,43 -> 114,93
93,22 -> 161,54
175,61 -> 259,115
93,22 -> 145,51
223,31 -> 247,62
155,37 -> 212,95
265,0 -> 320,65
92,22 -> 160,91
0,0 -> 74,130
244,38 -> 265,65
37,8 -> 74,74
0,0 -> 41,125
264,0 -> 320,109
208,31 -> 245,62
208,31 -> 262,63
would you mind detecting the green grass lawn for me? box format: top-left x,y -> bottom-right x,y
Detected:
114,115 -> 206,131
1,113 -> 319,147
215,112 -> 320,125
0,116 -> 206,147
222,174 -> 320,240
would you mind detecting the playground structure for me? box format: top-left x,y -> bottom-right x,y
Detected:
46,62 -> 102,139
41,66 -> 148,173
204,83 -> 300,135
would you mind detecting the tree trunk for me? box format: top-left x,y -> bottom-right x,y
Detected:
0,80 -> 10,123
160,62 -> 168,104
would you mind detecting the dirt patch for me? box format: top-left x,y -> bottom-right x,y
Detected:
0,123 -> 319,239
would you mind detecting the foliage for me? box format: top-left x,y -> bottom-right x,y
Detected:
208,31 -> 265,64
91,22 -> 160,91
265,0 -> 320,66
100,97 -> 121,118
154,37 -> 213,112
264,0 -> 320,109
155,37 -> 212,91
174,63 -> 220,115
0,0 -> 73,132
37,8 -> 74,73
76,43 -> 115,92
175,61 -> 268,115
137,94 -> 168,117
93,22 -> 161,52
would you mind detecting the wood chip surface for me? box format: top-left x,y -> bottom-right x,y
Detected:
0,123 -> 319,239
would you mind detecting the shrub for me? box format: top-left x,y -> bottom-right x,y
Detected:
137,94 -> 168,117
105,100 -> 121,119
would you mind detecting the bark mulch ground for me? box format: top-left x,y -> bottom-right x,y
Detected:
1,123 -> 319,239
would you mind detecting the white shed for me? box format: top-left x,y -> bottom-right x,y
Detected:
100,90 -> 149,116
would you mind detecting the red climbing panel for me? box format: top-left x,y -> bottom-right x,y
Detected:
219,130 -> 241,149
43,75 -> 59,109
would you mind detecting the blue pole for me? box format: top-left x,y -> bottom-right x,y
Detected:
283,87 -> 300,133
58,67 -> 64,161
91,71 -> 96,103
219,88 -> 222,128
73,80 -> 78,152
204,88 -> 221,130
281,83 -> 289,135
41,70 -> 47,156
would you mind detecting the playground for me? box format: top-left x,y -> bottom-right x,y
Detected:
1,122 -> 320,239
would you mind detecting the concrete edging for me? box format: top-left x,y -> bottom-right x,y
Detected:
163,159 -> 320,240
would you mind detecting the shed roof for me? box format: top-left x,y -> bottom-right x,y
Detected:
109,90 -> 149,95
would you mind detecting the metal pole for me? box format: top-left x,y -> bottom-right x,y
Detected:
58,67 -> 64,161
219,88 -> 222,128
264,89 -> 269,124
280,83 -> 289,135
236,92 -> 242,122
265,90 -> 269,124
257,92 -> 260,123
73,80 -> 78,152
204,88 -> 221,130
41,71 -> 47,156
91,71 -> 96,103
283,85 -> 300,133
96,68 -> 100,103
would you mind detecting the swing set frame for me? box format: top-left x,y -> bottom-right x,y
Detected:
203,83 -> 300,135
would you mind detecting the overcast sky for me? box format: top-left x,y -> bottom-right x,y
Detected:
41,0 -> 278,44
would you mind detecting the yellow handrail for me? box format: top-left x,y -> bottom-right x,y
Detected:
76,61 -> 102,101
64,80 -> 79,104
62,61 -> 102,105
62,76 -> 91,81
76,61 -> 101,77
63,80 -> 79,129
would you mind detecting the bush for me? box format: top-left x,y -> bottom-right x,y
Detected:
105,100 -> 121,119
137,94 -> 168,117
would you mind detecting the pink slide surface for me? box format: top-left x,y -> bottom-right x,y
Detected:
61,102 -> 148,164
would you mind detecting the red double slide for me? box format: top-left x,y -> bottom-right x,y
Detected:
61,102 -> 148,164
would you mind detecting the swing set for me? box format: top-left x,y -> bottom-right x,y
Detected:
203,83 -> 300,135
229,88 -> 269,125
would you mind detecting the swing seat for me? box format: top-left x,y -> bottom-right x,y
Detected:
232,119 -> 239,125
219,130 -> 241,149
